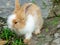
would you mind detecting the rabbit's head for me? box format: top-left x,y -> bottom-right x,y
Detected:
7,0 -> 26,30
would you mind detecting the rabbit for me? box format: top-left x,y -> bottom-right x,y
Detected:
7,0 -> 44,44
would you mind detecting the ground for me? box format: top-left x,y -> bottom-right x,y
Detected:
0,16 -> 60,45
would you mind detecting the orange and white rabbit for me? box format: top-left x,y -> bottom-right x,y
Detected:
7,0 -> 44,44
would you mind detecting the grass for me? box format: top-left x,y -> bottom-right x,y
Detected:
32,0 -> 35,3
0,28 -> 25,45
45,17 -> 60,27
48,17 -> 59,26
41,0 -> 47,9
44,16 -> 60,33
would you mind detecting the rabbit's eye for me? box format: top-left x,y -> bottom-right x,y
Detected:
13,19 -> 19,24
14,22 -> 18,24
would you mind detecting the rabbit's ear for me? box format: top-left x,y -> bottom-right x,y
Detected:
14,0 -> 21,13
25,4 -> 32,13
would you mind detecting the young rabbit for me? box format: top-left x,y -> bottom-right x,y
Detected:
7,0 -> 44,44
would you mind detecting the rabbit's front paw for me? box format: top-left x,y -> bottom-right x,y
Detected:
24,39 -> 30,44
34,29 -> 41,35
24,33 -> 32,44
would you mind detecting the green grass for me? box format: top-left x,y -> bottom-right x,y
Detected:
44,17 -> 60,33
46,17 -> 60,27
49,17 -> 59,26
45,28 -> 49,32
0,28 -> 25,45
32,0 -> 35,3
41,0 -> 47,9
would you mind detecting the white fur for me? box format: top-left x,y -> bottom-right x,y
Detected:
19,14 -> 36,34
19,14 -> 37,39
7,14 -> 16,29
